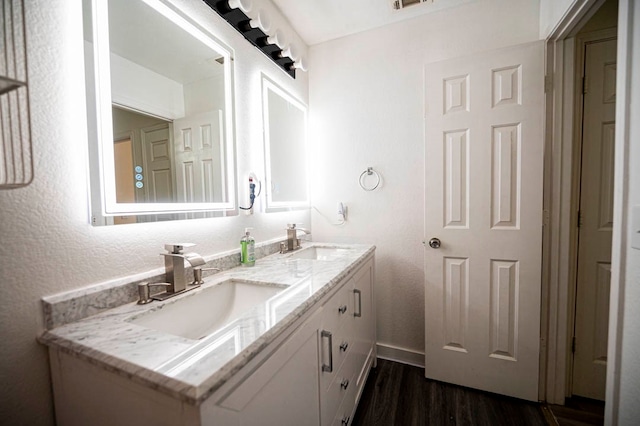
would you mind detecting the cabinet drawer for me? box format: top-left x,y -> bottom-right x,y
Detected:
321,341 -> 360,426
322,279 -> 354,334
320,321 -> 353,392
330,356 -> 360,426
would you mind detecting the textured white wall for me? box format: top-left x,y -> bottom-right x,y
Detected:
308,0 -> 540,360
539,0 -> 577,38
0,0 -> 308,424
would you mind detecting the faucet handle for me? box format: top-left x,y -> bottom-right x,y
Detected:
192,267 -> 221,286
164,243 -> 195,254
137,282 -> 171,305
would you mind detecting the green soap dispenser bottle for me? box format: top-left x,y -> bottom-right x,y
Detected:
240,228 -> 256,266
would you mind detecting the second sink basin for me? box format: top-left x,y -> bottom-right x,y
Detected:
288,246 -> 351,260
129,279 -> 285,340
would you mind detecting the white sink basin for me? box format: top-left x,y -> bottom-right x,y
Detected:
288,246 -> 351,260
129,280 -> 285,340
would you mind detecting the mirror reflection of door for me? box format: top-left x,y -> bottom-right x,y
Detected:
173,110 -> 226,219
112,106 -> 173,204
140,123 -> 174,203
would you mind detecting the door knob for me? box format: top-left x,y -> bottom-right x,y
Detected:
428,238 -> 441,249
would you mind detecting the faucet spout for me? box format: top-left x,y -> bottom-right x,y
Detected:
161,244 -> 206,293
184,252 -> 206,267
282,224 -> 311,253
137,244 -> 209,304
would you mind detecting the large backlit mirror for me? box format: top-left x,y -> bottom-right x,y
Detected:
262,76 -> 309,212
83,0 -> 236,225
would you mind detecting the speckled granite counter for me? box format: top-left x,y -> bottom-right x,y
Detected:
39,243 -> 375,405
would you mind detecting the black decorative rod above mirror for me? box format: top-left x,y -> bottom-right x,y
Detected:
204,0 -> 296,78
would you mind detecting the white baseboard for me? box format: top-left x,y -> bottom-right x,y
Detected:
376,343 -> 425,368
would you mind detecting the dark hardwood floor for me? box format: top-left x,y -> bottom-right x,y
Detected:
353,359 -> 549,426
548,396 -> 604,426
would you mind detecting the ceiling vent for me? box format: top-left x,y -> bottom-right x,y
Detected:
392,0 -> 433,10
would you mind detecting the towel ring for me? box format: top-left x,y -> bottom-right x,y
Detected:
359,167 -> 381,191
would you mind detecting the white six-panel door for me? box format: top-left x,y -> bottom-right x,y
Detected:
141,123 -> 173,203
173,110 -> 226,204
572,37 -> 617,401
424,42 -> 544,401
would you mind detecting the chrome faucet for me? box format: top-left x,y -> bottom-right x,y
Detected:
162,243 -> 205,293
280,224 -> 311,253
137,243 -> 206,304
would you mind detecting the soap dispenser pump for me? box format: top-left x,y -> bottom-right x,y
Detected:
240,228 -> 256,266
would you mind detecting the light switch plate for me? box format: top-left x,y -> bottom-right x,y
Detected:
632,205 -> 640,250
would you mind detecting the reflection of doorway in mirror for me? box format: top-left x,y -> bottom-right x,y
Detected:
112,106 -> 174,205
113,138 -> 137,225
173,110 -> 225,219
140,123 -> 174,203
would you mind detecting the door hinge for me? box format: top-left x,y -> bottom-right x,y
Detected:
577,210 -> 582,228
582,76 -> 588,94
572,337 -> 576,353
544,75 -> 553,93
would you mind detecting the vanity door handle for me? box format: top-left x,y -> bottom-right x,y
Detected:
340,378 -> 350,390
338,304 -> 347,314
321,330 -> 333,373
353,289 -> 362,317
340,341 -> 349,352
341,415 -> 351,425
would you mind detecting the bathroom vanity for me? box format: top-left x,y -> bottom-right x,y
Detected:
40,243 -> 376,426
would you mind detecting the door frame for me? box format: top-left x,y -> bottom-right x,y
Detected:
539,0 -> 606,405
540,5 -> 635,425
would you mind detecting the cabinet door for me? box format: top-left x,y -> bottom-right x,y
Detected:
217,310 -> 322,425
351,259 -> 375,387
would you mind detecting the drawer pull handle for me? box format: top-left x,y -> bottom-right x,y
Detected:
354,289 -> 362,317
342,415 -> 350,425
340,342 -> 349,352
338,305 -> 347,314
321,330 -> 333,373
340,378 -> 350,390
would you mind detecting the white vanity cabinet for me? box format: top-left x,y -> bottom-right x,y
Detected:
208,309 -> 324,425
46,251 -> 375,426
319,258 -> 375,426
209,255 -> 376,426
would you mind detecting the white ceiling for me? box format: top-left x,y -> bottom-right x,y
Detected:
272,0 -> 476,46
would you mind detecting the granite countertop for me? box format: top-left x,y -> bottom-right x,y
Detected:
39,243 -> 375,405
